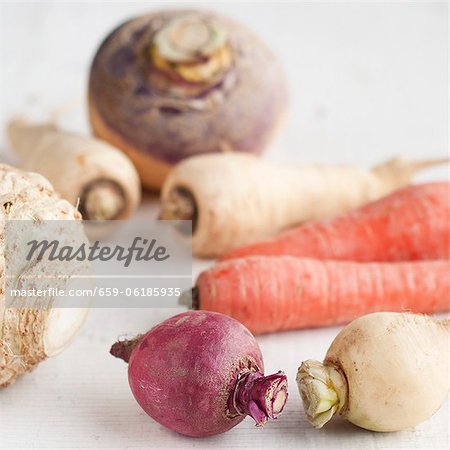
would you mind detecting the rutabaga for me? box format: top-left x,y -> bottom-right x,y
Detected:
297,312 -> 449,432
89,10 -> 288,190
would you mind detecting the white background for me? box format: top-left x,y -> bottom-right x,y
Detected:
0,1 -> 448,449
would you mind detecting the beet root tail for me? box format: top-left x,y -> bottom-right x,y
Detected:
110,335 -> 143,363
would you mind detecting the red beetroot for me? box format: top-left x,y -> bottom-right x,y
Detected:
110,311 -> 287,437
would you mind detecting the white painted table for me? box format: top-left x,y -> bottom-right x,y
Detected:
0,2 -> 448,449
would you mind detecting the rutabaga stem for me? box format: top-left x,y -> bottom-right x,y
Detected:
110,335 -> 144,363
297,360 -> 348,428
151,16 -> 231,84
80,180 -> 126,220
231,371 -> 288,426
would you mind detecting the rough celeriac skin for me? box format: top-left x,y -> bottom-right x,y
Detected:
161,153 -> 445,257
298,313 -> 450,432
0,164 -> 88,387
88,9 -> 288,190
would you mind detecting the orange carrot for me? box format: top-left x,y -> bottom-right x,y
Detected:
221,182 -> 450,262
190,257 -> 450,334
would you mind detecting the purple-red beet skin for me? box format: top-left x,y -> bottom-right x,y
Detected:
111,311 -> 287,437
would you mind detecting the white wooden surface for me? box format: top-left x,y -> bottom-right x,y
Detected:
0,2 -> 448,449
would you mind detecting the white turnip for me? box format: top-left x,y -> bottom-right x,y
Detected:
110,310 -> 288,437
297,312 -> 449,432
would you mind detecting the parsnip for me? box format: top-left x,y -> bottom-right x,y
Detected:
8,118 -> 141,221
160,153 -> 448,257
297,312 -> 449,432
0,164 -> 88,387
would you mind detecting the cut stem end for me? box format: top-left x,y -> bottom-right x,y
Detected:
80,179 -> 126,220
151,15 -> 232,85
297,360 -> 347,429
159,187 -> 198,233
232,371 -> 288,427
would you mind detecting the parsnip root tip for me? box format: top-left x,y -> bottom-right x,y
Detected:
373,156 -> 449,184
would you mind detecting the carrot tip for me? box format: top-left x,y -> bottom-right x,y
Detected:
179,287 -> 198,309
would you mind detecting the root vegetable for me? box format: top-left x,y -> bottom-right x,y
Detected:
0,164 -> 88,387
110,310 -> 287,437
160,153 -> 448,258
89,9 -> 288,190
222,182 -> 450,262
297,312 -> 450,431
188,256 -> 450,334
7,118 -> 141,221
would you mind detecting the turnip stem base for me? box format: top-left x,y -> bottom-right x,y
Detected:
297,360 -> 347,428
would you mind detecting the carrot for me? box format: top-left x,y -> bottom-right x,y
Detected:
189,257 -> 450,334
222,182 -> 450,262
160,153 -> 448,257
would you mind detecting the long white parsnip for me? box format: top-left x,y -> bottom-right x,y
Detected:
8,118 -> 141,221
160,153 -> 447,257
0,164 -> 89,387
297,312 -> 449,432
